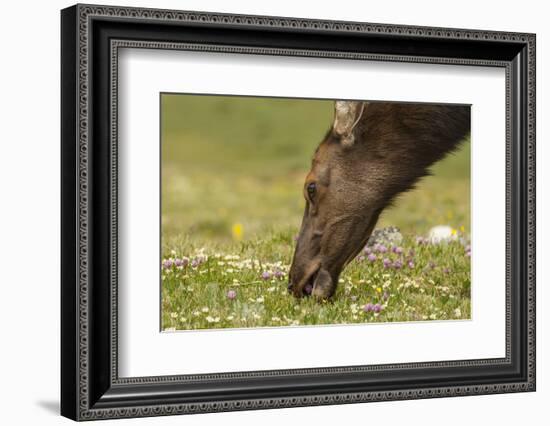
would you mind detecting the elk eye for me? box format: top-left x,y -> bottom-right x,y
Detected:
307,182 -> 316,200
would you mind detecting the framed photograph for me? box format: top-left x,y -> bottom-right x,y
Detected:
61,4 -> 536,421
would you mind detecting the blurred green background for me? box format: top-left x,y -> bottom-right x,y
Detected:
161,94 -> 470,248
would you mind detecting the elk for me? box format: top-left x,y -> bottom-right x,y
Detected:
288,101 -> 470,300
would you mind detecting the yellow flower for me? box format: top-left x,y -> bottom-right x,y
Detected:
376,287 -> 382,294
460,225 -> 465,233
231,223 -> 243,241
451,228 -> 457,236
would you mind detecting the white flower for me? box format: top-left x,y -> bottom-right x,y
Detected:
164,327 -> 176,332
256,296 -> 264,303
201,307 -> 209,313
206,316 -> 220,323
227,315 -> 234,321
429,314 -> 437,320
170,312 -> 178,319
454,308 -> 462,318
428,225 -> 458,243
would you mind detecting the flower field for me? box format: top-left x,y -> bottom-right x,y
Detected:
161,94 -> 471,331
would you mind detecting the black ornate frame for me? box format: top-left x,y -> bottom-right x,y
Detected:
61,3 -> 536,421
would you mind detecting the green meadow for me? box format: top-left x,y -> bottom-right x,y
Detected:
161,94 -> 471,330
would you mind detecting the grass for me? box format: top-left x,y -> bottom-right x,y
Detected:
161,94 -> 471,331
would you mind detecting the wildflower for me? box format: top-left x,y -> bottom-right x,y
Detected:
376,287 -> 382,294
429,313 -> 437,320
226,290 -> 237,300
201,307 -> 209,313
256,296 -> 264,303
364,246 -> 372,254
383,258 -> 391,268
363,303 -> 374,312
408,260 -> 415,268
350,295 -> 358,302
443,267 -> 451,274
393,260 -> 403,269
466,251 -> 471,258
358,255 -> 365,262
170,312 -> 178,319
174,257 -> 189,267
376,244 -> 388,253
373,304 -> 382,313
261,271 -> 271,280
227,315 -> 235,321
416,236 -> 427,245
162,259 -> 174,269
232,223 -> 244,241
383,291 -> 389,301
454,308 -> 462,318
392,246 -> 403,254
164,327 -> 176,332
206,316 -> 220,323
428,225 -> 458,243
191,258 -> 199,268
367,253 -> 377,262
274,269 -> 285,279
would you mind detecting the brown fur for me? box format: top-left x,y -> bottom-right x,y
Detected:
288,101 -> 470,300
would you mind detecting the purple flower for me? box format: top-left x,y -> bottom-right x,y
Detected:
358,255 -> 365,262
364,246 -> 372,254
383,258 -> 391,268
393,260 -> 403,269
416,236 -> 427,245
392,246 -> 403,254
191,258 -> 199,268
261,271 -> 272,280
376,244 -> 388,253
443,267 -> 451,274
367,253 -> 377,262
429,261 -> 436,269
466,251 -> 471,258
174,257 -> 189,267
274,269 -> 285,279
304,284 -> 313,295
373,304 -> 382,313
363,303 -> 374,312
383,291 -> 389,301
226,290 -> 237,300
162,259 -> 174,269
408,260 -> 415,268
293,234 -> 299,242
350,295 -> 358,302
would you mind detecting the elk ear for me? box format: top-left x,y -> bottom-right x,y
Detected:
333,101 -> 366,147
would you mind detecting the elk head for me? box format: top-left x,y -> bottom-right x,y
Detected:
288,100 -> 470,300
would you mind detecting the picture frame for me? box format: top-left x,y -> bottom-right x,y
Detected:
61,3 -> 536,421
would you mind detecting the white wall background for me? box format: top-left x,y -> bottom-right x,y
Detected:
0,0 -> 546,424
